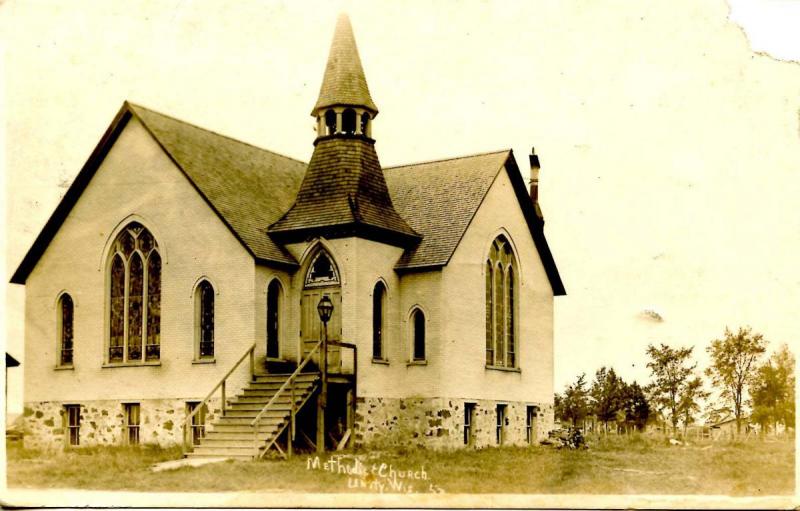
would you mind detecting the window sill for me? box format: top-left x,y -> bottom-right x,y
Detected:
407,360 -> 427,366
54,365 -> 74,371
371,358 -> 389,365
192,358 -> 216,365
485,365 -> 521,373
102,361 -> 162,368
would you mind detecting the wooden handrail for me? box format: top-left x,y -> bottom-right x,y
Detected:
181,342 -> 255,455
250,340 -> 322,427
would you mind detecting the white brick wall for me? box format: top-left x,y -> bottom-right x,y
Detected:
441,168 -> 555,405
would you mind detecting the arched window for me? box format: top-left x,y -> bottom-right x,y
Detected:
412,309 -> 426,361
58,294 -> 74,366
485,235 -> 516,368
360,112 -> 370,136
342,108 -> 357,135
305,251 -> 339,287
324,110 -> 337,136
266,279 -> 281,359
195,280 -> 215,359
107,223 -> 161,363
372,282 -> 386,360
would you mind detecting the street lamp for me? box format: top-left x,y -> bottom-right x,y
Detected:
316,294 -> 334,453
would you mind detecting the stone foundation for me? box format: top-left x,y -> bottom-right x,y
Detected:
354,397 -> 554,449
22,398 -> 222,450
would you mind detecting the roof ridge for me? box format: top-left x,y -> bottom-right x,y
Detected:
126,101 -> 308,166
384,148 -> 511,170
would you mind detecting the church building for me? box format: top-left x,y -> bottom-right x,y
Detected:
12,14 -> 564,458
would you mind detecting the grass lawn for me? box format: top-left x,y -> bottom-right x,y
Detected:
5,435 -> 794,495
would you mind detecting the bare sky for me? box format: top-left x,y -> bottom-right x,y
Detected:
2,0 -> 799,414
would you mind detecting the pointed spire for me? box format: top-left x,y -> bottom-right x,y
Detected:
312,14 -> 378,116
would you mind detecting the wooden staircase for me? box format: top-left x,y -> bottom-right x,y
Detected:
186,372 -> 320,460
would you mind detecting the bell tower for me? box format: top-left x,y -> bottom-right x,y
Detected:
312,14 -> 378,140
270,14 -> 419,247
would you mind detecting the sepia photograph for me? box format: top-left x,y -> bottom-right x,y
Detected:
1,0 -> 798,508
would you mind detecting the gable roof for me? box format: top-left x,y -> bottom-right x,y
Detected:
10,102 -> 306,284
11,103 -> 564,296
130,104 -> 306,265
385,150 -> 566,296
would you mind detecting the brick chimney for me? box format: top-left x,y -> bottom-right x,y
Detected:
529,147 -> 543,221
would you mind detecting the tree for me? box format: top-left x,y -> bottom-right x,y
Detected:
705,326 -> 767,435
751,344 -> 795,434
622,381 -> 651,432
590,366 -> 625,433
560,373 -> 590,428
646,343 -> 697,435
678,377 -> 709,435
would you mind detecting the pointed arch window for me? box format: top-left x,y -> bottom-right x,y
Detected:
195,280 -> 215,359
360,112 -> 370,136
411,308 -> 426,362
485,235 -> 517,368
372,282 -> 386,360
107,223 -> 161,364
57,294 -> 74,367
266,279 -> 282,359
305,251 -> 340,287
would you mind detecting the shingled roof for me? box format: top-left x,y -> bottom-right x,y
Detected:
312,14 -> 378,115
386,150 -> 566,295
11,103 -> 564,295
268,137 -> 419,245
385,151 -> 510,268
130,104 -> 305,265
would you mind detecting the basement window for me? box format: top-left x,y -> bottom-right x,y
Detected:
124,403 -> 140,445
64,405 -> 81,447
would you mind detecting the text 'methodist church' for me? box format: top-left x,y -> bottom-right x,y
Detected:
12,14 -> 565,458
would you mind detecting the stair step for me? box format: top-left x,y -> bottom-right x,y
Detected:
227,402 -> 297,412
245,380 -> 317,390
215,416 -> 287,425
252,373 -> 319,383
203,431 -> 276,441
222,410 -> 291,419
193,438 -> 265,448
186,450 -> 256,459
212,422 -> 284,431
233,394 -> 309,404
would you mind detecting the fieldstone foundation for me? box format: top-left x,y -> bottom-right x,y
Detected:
23,398 -> 222,450
354,397 -> 554,449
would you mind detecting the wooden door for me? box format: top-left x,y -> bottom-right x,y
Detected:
300,288 -> 341,370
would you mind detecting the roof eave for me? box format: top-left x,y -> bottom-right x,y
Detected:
504,151 -> 566,296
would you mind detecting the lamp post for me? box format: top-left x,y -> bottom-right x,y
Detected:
316,294 -> 334,453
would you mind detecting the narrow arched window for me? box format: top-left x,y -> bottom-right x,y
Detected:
342,108 -> 357,135
266,279 -> 281,359
372,282 -> 386,360
485,235 -> 516,368
412,309 -> 426,361
195,280 -> 215,359
107,222 -> 161,364
58,294 -> 74,366
360,112 -> 370,136
324,110 -> 337,135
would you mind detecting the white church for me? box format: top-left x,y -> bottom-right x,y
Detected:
12,14 -> 565,459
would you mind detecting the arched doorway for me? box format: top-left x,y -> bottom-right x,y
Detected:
300,250 -> 342,369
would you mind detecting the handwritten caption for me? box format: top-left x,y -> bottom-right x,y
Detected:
306,454 -> 444,493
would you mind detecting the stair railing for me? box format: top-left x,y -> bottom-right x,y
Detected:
251,340 -> 322,459
181,342 -> 256,455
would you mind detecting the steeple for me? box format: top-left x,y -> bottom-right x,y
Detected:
269,14 -> 419,247
312,14 -> 378,139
